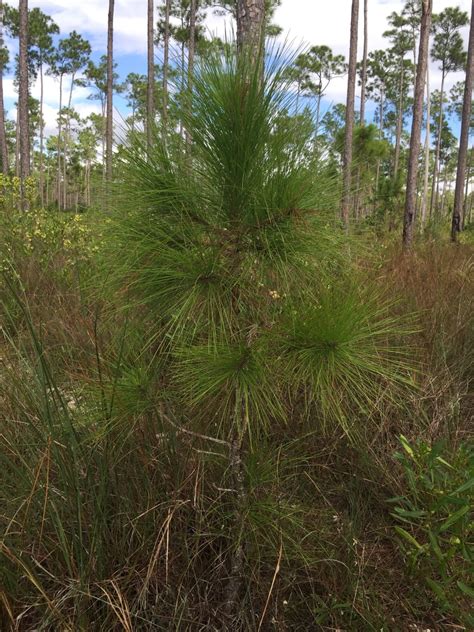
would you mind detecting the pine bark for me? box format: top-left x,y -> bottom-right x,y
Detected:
341,0 -> 359,228
57,74 -> 63,207
403,0 -> 432,248
146,0 -> 154,153
162,0 -> 171,130
39,59 -> 44,203
451,0 -> 474,241
18,0 -> 30,191
430,69 -> 445,217
359,0 -> 368,126
106,0 -> 114,183
420,62 -> 430,227
185,0 -> 197,150
0,0 -> 8,173
236,0 -> 265,54
393,63 -> 405,178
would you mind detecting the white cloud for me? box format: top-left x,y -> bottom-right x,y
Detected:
29,0 -> 149,55
273,0 -> 471,103
3,0 -> 472,133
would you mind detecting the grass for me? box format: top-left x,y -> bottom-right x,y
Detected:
0,216 -> 472,630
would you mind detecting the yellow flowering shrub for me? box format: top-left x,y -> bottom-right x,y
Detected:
0,178 -> 105,281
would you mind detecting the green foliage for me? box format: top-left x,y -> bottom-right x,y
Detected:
431,7 -> 469,75
108,45 -> 412,442
0,206 -> 99,273
390,436 -> 474,626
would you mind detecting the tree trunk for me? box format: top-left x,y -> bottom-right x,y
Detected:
106,0 -> 114,183
462,146 -> 472,228
185,0 -> 197,150
440,167 -> 448,214
146,0 -> 154,153
420,62 -> 430,227
341,0 -> 359,228
315,93 -> 321,140
403,0 -> 432,249
18,0 -> 30,206
162,0 -> 171,130
39,59 -> 44,204
359,0 -> 368,126
63,71 -> 77,209
223,432 -> 246,621
0,0 -> 8,173
236,0 -> 265,54
394,61 -> 405,179
46,163 -> 49,206
430,68 -> 445,217
57,74 -> 63,208
223,4 -> 266,621
451,0 -> 474,241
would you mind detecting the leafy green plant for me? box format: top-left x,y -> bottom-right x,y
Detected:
390,435 -> 474,626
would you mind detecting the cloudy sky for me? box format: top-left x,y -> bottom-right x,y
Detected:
3,0 -> 473,135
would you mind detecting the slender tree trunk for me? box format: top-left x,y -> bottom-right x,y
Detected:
440,167 -> 448,214
359,0 -> 368,126
355,0 -> 368,223
46,164 -> 49,206
185,0 -> 197,150
63,123 -> 67,209
223,4 -> 266,621
420,62 -> 430,228
15,108 -> 19,176
430,68 -> 445,217
57,74 -> 63,208
0,0 -> 8,173
63,72 -> 77,208
106,0 -> 114,183
18,0 -> 30,207
462,145 -> 472,228
62,72 -> 76,210
315,93 -> 321,140
39,60 -> 45,204
162,0 -> 171,130
451,0 -> 474,241
146,0 -> 155,153
179,37 -> 185,138
223,430 -> 246,620
394,62 -> 404,179
236,0 -> 265,54
403,0 -> 432,249
341,0 -> 359,228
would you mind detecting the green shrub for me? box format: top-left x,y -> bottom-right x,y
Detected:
390,435 -> 474,626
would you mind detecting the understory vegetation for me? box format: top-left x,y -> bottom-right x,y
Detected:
1,47 -> 473,632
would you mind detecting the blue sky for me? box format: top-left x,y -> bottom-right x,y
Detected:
3,0 -> 472,136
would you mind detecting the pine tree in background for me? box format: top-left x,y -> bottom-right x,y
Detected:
359,0 -> 368,126
341,0 -> 359,228
18,0 -> 30,199
403,0 -> 432,248
162,0 -> 171,130
106,0 -> 114,184
147,0 -> 155,153
430,6 -> 468,218
452,0 -> 474,241
0,0 -> 8,173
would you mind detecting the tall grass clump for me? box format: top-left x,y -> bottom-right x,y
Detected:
102,44 -> 414,625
